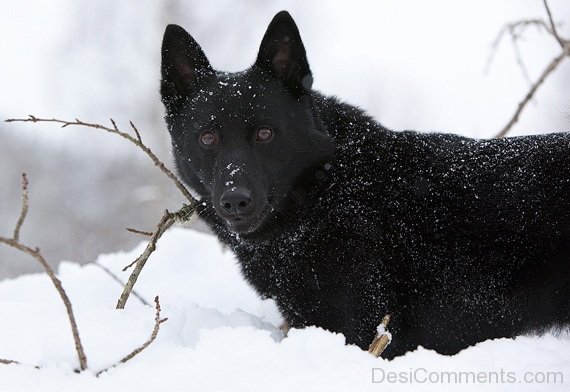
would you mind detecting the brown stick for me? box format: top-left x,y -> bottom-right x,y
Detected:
368,315 -> 392,358
0,174 -> 89,371
93,261 -> 151,307
13,173 -> 29,242
4,116 -> 200,309
116,204 -> 195,309
0,238 -> 88,371
97,296 -> 167,376
4,116 -> 196,205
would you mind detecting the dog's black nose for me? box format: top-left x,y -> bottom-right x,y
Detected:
219,187 -> 253,216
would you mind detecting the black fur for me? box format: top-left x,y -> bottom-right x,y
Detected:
161,11 -> 570,359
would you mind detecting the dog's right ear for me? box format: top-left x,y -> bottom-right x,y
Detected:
161,24 -> 214,112
255,11 -> 312,97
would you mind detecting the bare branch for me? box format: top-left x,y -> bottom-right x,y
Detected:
121,211 -> 175,273
93,261 -> 151,307
129,120 -> 143,144
0,238 -> 88,371
4,116 -> 200,309
0,358 -> 20,365
543,0 -> 565,48
495,46 -> 570,138
97,296 -> 167,376
0,358 -> 41,370
368,314 -> 392,358
4,116 -> 196,205
0,174 -> 89,371
118,296 -> 168,362
487,1 -> 569,138
116,204 -> 194,309
485,19 -> 554,77
13,173 -> 29,242
126,227 -> 153,237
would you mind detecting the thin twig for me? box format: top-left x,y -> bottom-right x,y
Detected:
97,296 -> 167,376
4,116 -> 200,309
543,0 -> 565,48
495,46 -> 570,138
116,204 -> 195,309
0,175 -> 88,371
0,238 -> 88,371
121,211 -> 176,273
129,120 -> 143,144
4,116 -> 196,205
368,315 -> 392,358
484,19 -> 553,76
0,358 -> 20,365
126,227 -> 153,237
93,261 -> 151,307
487,0 -> 570,138
13,173 -> 29,242
0,358 -> 40,369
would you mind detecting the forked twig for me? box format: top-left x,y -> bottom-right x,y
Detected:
495,47 -> 569,138
490,0 -> 570,138
97,296 -> 168,376
93,261 -> 151,307
116,204 -> 195,309
5,115 -> 199,308
5,116 -> 196,205
0,175 -> 88,371
484,19 -> 552,84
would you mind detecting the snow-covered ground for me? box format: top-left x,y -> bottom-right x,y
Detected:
0,228 -> 568,391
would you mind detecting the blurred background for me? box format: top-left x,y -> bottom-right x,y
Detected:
1,0 -> 569,279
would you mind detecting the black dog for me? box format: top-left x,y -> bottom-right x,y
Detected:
160,11 -> 570,358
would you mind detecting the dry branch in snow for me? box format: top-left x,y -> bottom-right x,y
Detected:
93,261 -> 151,307
368,315 -> 392,358
5,115 -> 198,309
0,175 -> 169,374
97,296 -> 168,376
0,174 -> 88,371
116,204 -> 195,309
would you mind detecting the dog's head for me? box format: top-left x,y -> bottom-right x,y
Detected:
160,11 -> 335,235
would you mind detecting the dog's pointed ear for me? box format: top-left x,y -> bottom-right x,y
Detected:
161,24 -> 214,111
255,11 -> 312,96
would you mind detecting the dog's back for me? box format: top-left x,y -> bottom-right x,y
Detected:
228,94 -> 570,358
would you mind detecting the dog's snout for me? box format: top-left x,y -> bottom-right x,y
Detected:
219,187 -> 253,216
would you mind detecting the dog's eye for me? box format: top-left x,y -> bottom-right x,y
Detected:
200,131 -> 217,146
256,127 -> 273,142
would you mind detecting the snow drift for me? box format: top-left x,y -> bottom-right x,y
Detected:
0,228 -> 568,391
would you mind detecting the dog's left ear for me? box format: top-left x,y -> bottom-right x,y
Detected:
255,11 -> 312,96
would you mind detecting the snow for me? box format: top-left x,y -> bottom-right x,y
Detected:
1,228 -> 568,391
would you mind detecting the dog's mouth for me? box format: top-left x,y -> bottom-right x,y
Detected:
219,199 -> 275,236
226,217 -> 260,234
